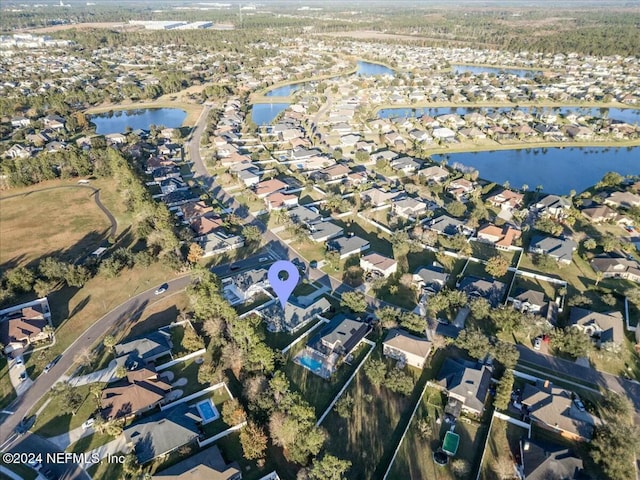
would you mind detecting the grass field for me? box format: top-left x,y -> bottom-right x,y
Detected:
67,431 -> 115,454
0,460 -> 38,480
478,418 -> 527,480
0,183 -> 111,267
0,357 -> 16,414
32,383 -> 104,437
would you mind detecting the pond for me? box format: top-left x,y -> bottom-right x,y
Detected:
90,108 -> 186,135
251,103 -> 290,126
264,60 -> 396,97
453,64 -> 541,78
378,106 -> 640,124
432,147 -> 640,195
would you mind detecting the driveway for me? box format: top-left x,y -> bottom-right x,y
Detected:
47,424 -> 93,450
7,356 -> 33,397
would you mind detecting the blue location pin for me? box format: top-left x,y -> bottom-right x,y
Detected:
268,260 -> 300,309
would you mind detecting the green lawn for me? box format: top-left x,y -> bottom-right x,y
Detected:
32,383 -> 104,438
0,357 -> 16,411
478,418 -> 528,480
67,431 -> 115,454
470,241 -> 519,265
462,259 -> 514,286
85,459 -> 124,480
509,273 -> 558,301
262,318 -> 323,352
167,359 -> 208,397
284,341 -> 372,416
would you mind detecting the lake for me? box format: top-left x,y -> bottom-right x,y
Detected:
251,103 -> 290,125
453,64 -> 541,78
432,147 -> 640,195
264,60 -> 396,97
378,106 -> 640,124
90,108 -> 186,134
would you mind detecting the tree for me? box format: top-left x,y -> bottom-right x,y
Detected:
494,370 -> 514,410
400,312 -> 427,334
451,459 -> 471,479
222,398 -> 247,426
50,382 -> 83,415
122,453 -> 141,479
376,306 -> 401,329
115,365 -> 127,379
103,335 -> 116,350
492,341 -> 519,369
181,326 -> 205,353
198,361 -> 221,384
186,243 -> 204,263
305,454 -> 352,480
242,225 -> 262,245
599,171 -> 623,188
416,418 -> 432,439
456,328 -> 491,360
240,422 -> 268,461
385,368 -> 414,396
446,200 -> 466,218
485,255 -> 509,278
334,393 -> 354,419
551,327 -> 592,358
363,358 -> 387,387
5,266 -> 35,292
469,297 -> 491,320
340,291 -> 367,313
583,238 -> 597,250
491,307 -> 522,335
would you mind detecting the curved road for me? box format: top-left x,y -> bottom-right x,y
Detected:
0,184 -> 118,239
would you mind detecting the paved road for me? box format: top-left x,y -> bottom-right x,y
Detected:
0,184 -> 118,239
517,346 -> 640,423
0,275 -> 192,451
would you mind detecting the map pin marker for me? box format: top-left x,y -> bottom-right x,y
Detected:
268,260 -> 300,309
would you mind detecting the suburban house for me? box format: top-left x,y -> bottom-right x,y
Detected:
529,235 -> 577,264
392,197 -> 428,218
101,367 -> 172,420
361,187 -> 399,207
569,307 -> 625,351
487,189 -> 524,211
435,358 -> 492,417
259,297 -> 330,333
581,205 -> 631,225
535,195 -> 571,219
114,331 -> 173,370
255,179 -> 287,199
477,224 -> 522,249
360,252 -> 398,278
190,215 -> 225,237
590,255 -> 640,283
287,205 -> 323,227
151,445 -> 242,480
266,191 -> 299,210
383,329 -> 432,369
604,191 -> 640,209
199,231 -> 245,257
0,298 -> 52,355
310,315 -> 369,358
308,221 -> 344,243
428,215 -> 471,236
327,235 -> 371,259
447,178 -> 477,201
419,165 -> 449,184
124,404 -> 202,464
520,439 -> 585,480
222,268 -> 269,306
178,201 -> 213,222
521,382 -> 599,442
413,265 -> 450,294
458,276 -> 506,307
510,289 -> 546,314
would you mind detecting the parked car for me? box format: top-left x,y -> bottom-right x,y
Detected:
43,354 -> 62,374
259,257 -> 269,262
19,371 -> 27,382
154,283 -> 169,295
82,418 -> 95,430
573,394 -> 586,412
229,264 -> 240,271
14,356 -> 23,366
533,337 -> 542,350
309,260 -> 318,269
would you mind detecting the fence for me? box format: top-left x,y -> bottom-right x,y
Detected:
160,382 -> 228,411
156,348 -> 206,371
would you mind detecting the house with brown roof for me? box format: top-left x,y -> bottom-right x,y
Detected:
591,255 -> 640,284
101,367 -> 172,420
487,189 -> 524,211
0,299 -> 51,355
266,192 -> 298,211
178,201 -> 213,222
360,252 -> 398,278
477,224 -> 522,249
383,329 -> 432,369
604,191 -> 640,209
190,215 -> 225,237
152,445 -> 241,480
255,178 -> 287,199
581,205 -> 631,225
521,382 -> 600,442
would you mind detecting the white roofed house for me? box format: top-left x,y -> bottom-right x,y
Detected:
535,194 -> 571,219
360,252 -> 398,278
392,196 -> 429,219
419,165 -> 449,184
447,178 -> 476,202
383,329 -> 432,369
4,144 -> 31,159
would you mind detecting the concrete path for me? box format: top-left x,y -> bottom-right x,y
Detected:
8,356 -> 34,397
69,361 -> 116,386
47,424 -> 93,450
82,435 -> 128,468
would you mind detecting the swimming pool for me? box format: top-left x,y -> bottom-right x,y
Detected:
196,399 -> 219,424
298,354 -> 323,372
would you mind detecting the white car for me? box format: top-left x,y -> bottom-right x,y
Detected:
259,257 -> 269,262
154,283 -> 168,295
533,337 -> 542,350
82,418 -> 95,430
15,356 -> 23,366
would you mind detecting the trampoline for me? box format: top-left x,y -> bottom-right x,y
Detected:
442,431 -> 460,456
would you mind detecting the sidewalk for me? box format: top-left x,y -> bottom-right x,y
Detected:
48,425 -> 93,450
68,360 -> 116,387
82,435 -> 128,468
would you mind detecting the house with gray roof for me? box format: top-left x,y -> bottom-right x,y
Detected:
458,276 -> 506,307
529,235 -> 577,264
222,268 -> 269,305
114,331 -> 173,369
327,235 -> 371,259
383,329 -> 432,369
413,266 -> 449,294
152,445 -> 241,480
287,205 -> 323,227
124,403 -> 202,464
435,358 -> 492,417
312,315 -> 369,357
520,439 -> 585,480
260,296 -> 330,333
591,255 -> 640,283
535,195 -> 571,219
510,289 -> 546,314
428,215 -> 470,236
308,221 -> 343,243
569,307 -> 624,351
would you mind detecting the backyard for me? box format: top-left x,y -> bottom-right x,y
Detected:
478,418 -> 528,480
